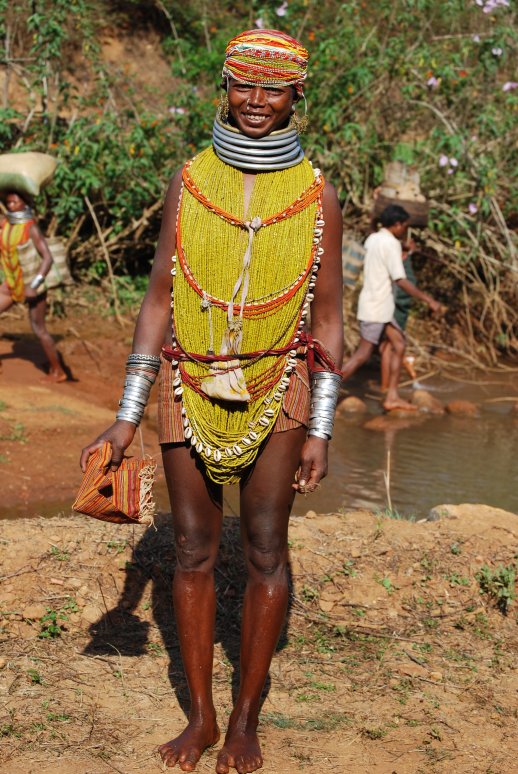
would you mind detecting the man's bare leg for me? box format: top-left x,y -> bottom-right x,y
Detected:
382,324 -> 417,411
380,340 -> 391,392
216,427 -> 306,774
159,443 -> 223,771
341,338 -> 374,380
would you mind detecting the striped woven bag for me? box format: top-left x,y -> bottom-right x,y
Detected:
73,442 -> 156,526
17,236 -> 73,291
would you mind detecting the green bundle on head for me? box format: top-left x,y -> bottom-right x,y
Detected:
0,152 -> 57,199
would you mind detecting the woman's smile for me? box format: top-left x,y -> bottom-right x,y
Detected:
227,80 -> 296,138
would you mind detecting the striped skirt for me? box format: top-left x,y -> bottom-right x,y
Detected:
158,355 -> 310,445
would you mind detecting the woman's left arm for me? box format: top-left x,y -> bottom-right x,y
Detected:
31,223 -> 53,273
24,223 -> 54,298
293,181 -> 344,492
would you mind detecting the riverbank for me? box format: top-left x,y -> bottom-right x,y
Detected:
1,504 -> 517,773
1,308 -> 517,519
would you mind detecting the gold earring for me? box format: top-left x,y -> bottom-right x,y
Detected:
218,92 -> 229,121
289,110 -> 309,134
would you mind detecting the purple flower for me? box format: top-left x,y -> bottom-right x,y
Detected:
427,76 -> 439,88
275,2 -> 288,16
472,34 -> 481,42
480,0 -> 509,10
502,81 -> 518,91
491,47 -> 503,56
449,157 -> 458,167
468,203 -> 478,214
255,17 -> 265,28
439,154 -> 449,167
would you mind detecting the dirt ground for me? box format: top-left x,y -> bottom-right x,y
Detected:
1,310 -> 518,773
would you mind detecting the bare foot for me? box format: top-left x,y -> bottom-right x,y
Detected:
159,720 -> 220,771
216,726 -> 263,774
383,397 -> 418,412
41,369 -> 67,383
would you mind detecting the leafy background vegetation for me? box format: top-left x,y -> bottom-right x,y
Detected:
0,0 -> 516,360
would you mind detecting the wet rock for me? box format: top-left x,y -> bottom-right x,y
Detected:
412,389 -> 445,415
427,505 -> 459,521
445,399 -> 480,417
364,415 -> 419,432
22,604 -> 47,621
337,396 -> 368,414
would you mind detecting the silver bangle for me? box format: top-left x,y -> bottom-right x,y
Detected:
308,372 -> 341,440
126,353 -> 161,370
30,273 -> 45,290
115,353 -> 159,426
308,429 -> 331,441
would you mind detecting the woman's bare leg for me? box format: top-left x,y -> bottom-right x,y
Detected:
0,284 -> 14,372
216,426 -> 306,774
27,294 -> 66,380
159,443 -> 223,771
0,283 -> 14,314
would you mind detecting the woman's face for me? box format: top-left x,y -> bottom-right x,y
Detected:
6,193 -> 27,212
227,79 -> 297,138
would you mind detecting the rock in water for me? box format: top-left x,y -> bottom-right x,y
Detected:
412,389 -> 445,415
445,400 -> 480,417
337,396 -> 368,414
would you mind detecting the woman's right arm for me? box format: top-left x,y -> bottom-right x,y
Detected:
80,170 -> 183,471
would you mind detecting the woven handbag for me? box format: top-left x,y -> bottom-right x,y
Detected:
73,442 -> 157,526
17,236 -> 73,291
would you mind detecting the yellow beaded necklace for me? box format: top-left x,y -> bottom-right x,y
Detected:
169,147 -> 324,484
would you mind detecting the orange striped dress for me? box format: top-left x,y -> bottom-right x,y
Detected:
0,219 -> 34,303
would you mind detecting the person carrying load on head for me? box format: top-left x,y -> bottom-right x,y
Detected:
79,28 -> 343,773
0,188 -> 66,382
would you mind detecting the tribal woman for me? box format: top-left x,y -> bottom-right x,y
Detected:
0,191 -> 66,381
81,29 -> 343,773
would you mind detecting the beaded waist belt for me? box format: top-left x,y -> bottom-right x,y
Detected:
161,334 -> 341,377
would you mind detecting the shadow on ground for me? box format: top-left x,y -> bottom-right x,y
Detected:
83,512 -> 293,717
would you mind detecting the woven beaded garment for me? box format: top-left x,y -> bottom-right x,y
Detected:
167,146 -> 325,484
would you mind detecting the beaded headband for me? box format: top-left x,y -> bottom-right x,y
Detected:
222,29 -> 309,95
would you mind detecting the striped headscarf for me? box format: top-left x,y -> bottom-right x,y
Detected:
222,29 -> 309,94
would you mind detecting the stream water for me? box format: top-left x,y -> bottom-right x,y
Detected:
2,370 -> 516,521
218,369 -> 518,520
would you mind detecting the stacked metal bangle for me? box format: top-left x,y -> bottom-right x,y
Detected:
116,353 -> 161,426
307,371 -> 341,441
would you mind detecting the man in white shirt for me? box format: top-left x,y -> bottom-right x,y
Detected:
342,205 -> 440,411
